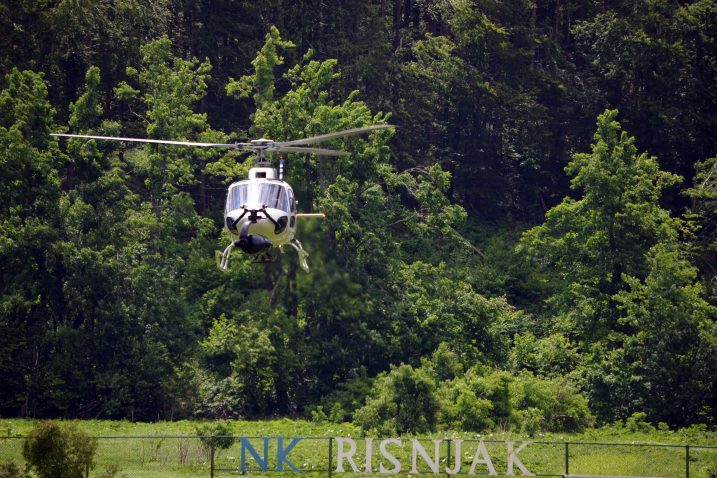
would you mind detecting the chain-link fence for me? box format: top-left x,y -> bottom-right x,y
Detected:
1,435 -> 715,477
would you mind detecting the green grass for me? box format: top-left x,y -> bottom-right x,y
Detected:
0,419 -> 715,477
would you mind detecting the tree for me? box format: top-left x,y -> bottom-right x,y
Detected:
572,1 -> 717,184
519,109 -> 715,425
586,244 -> 717,425
686,156 -> 717,301
0,69 -> 63,416
518,109 -> 682,342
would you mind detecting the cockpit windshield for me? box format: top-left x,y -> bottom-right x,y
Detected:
226,181 -> 290,212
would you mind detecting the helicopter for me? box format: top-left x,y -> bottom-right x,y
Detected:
52,124 -> 394,271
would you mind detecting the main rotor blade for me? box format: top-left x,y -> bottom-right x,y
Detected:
279,124 -> 395,147
51,133 -> 243,149
273,146 -> 349,156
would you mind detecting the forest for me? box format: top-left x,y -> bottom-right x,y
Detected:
0,0 -> 715,434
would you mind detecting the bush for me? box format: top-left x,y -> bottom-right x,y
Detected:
328,402 -> 347,423
0,460 -> 29,478
509,371 -> 594,432
517,407 -> 543,437
509,332 -> 578,377
626,412 -> 656,433
436,368 -> 593,433
707,461 -> 717,478
319,372 -> 374,419
436,379 -> 494,431
195,421 -> 235,450
424,343 -> 464,382
353,364 -> 438,435
309,406 -> 328,423
22,421 -> 97,478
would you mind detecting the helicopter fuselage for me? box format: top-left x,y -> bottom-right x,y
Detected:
224,167 -> 297,256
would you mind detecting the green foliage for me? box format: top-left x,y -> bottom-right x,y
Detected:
353,364 -> 438,436
519,109 -> 682,340
309,406 -> 328,424
436,375 -> 495,432
509,332 -> 579,377
0,461 -> 29,478
318,374 -> 374,421
708,461 -> 717,478
195,314 -> 278,418
436,368 -> 593,434
509,372 -> 594,433
226,26 -> 295,107
587,243 -> 717,424
572,2 -> 716,180
328,403 -> 347,424
625,412 -> 655,433
0,1 -> 715,433
685,156 -> 717,300
22,422 -> 97,478
423,343 -> 464,383
194,421 -> 235,451
0,69 -> 63,417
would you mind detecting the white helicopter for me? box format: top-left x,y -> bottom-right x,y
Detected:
52,125 -> 393,271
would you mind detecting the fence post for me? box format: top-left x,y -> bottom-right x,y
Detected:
564,442 -> 570,475
210,442 -> 215,478
447,439 -> 452,474
685,445 -> 690,478
328,437 -> 333,478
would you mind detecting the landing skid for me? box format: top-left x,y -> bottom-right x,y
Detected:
216,239 -> 308,272
215,244 -> 275,272
282,239 -> 310,271
216,242 -> 235,272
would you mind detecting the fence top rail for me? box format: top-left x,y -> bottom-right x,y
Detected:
531,440 -> 717,449
1,435 -> 715,449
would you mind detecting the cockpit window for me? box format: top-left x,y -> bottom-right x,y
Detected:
226,181 -> 290,212
259,183 -> 289,211
227,183 -> 249,211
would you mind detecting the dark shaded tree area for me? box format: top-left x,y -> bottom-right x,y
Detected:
0,0 -> 715,429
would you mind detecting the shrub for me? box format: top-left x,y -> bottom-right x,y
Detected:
509,332 -> 579,377
509,372 -> 594,432
22,421 -> 97,478
436,379 -> 494,431
516,407 -> 543,437
707,461 -> 717,478
195,421 -> 235,451
353,364 -> 438,435
320,372 -> 374,419
436,368 -> 593,433
328,402 -> 347,423
424,342 -> 464,382
0,460 -> 29,478
309,406 -> 328,423
626,412 -> 655,433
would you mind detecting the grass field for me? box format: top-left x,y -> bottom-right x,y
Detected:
1,419 -> 715,477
